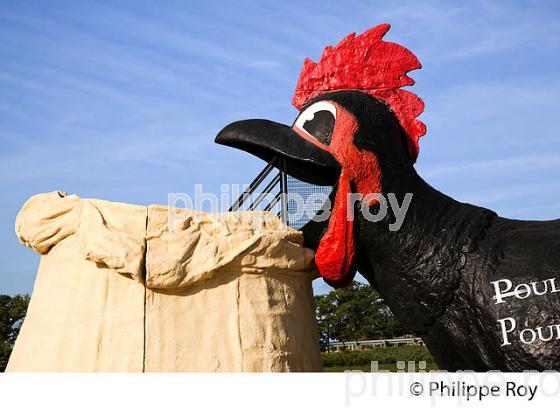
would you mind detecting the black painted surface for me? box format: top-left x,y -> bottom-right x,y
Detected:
216,90 -> 560,371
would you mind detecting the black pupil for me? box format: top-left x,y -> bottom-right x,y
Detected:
302,110 -> 335,145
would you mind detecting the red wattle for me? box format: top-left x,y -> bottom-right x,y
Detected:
295,103 -> 381,288
314,172 -> 357,288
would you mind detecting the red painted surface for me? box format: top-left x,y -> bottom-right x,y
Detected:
327,105 -> 382,206
295,104 -> 382,288
314,171 -> 356,288
292,23 -> 426,162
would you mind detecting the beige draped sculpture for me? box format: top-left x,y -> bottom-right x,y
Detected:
7,192 -> 321,372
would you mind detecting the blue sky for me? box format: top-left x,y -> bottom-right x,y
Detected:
1,0 -> 559,295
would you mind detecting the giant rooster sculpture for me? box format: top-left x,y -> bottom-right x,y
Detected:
215,24 -> 560,371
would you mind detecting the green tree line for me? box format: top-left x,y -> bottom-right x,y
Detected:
314,282 -> 410,348
0,294 -> 29,372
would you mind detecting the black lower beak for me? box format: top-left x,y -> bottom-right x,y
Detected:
215,119 -> 340,186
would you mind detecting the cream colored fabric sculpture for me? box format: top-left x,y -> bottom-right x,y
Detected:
7,192 -> 321,372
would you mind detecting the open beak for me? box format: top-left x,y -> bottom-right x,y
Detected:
216,118 -> 356,289
215,119 -> 340,186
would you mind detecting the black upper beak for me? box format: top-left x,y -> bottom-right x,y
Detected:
215,119 -> 340,186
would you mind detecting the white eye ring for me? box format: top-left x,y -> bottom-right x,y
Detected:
293,101 -> 337,133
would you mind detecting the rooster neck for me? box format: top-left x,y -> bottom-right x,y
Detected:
355,167 -> 496,333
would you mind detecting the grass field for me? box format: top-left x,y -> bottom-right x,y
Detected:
321,345 -> 438,372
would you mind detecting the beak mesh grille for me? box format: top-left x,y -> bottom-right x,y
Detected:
286,175 -> 332,229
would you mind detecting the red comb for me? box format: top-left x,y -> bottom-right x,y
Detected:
292,24 -> 426,162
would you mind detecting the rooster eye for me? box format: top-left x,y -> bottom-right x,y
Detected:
293,101 -> 336,145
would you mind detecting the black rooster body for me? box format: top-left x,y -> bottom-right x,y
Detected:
349,132 -> 560,371
217,90 -> 560,371
215,24 -> 560,370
